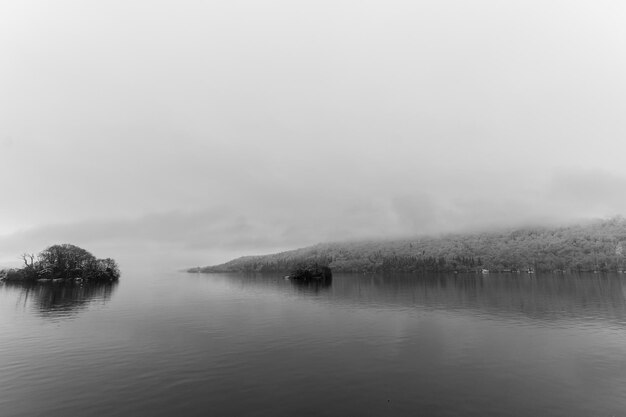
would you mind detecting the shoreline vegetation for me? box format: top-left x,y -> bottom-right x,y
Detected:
288,263 -> 333,281
189,217 -> 626,275
0,244 -> 120,283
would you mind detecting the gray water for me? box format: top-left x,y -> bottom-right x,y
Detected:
1,268 -> 626,416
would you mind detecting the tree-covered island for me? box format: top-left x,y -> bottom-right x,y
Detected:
0,244 -> 120,283
190,217 -> 626,274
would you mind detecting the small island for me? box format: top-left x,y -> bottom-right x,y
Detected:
288,262 -> 332,281
0,244 -> 120,283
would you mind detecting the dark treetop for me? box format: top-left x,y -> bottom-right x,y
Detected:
288,262 -> 332,281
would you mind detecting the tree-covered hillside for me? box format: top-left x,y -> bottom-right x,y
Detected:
190,217 -> 626,274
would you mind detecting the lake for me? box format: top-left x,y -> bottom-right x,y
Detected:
1,268 -> 626,416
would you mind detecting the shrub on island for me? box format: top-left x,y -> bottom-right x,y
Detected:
0,244 -> 120,283
288,262 -> 332,281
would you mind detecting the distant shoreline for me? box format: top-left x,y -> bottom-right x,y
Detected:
189,217 -> 626,275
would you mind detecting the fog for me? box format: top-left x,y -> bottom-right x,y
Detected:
2,1 -> 626,267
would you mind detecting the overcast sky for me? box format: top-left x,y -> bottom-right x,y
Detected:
2,0 -> 626,267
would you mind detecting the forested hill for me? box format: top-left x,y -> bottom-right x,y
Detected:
190,217 -> 626,274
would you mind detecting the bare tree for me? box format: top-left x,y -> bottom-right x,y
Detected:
20,253 -> 35,268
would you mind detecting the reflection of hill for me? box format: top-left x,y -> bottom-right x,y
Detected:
328,273 -> 626,324
207,272 -> 626,325
8,281 -> 118,319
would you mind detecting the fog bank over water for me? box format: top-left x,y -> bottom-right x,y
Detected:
0,202 -> 616,270
2,1 -> 626,266
2,168 -> 626,268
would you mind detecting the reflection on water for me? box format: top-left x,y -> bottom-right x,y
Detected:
210,272 -> 626,326
2,270 -> 626,417
7,271 -> 622,324
328,273 -> 626,324
3,281 -> 118,319
288,275 -> 332,294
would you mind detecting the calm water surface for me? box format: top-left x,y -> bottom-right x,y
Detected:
1,267 -> 626,416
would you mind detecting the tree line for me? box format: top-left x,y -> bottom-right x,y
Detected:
190,217 -> 626,274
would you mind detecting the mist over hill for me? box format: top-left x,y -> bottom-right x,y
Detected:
190,218 -> 626,274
